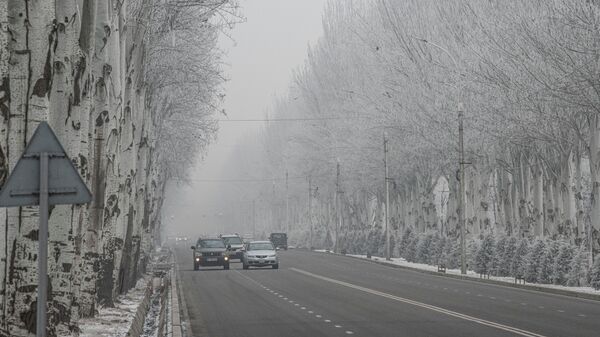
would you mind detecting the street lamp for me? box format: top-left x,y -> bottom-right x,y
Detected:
414,37 -> 467,275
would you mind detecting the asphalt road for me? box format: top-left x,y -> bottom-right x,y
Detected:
174,247 -> 600,337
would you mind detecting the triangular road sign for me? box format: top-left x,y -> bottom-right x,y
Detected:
0,122 -> 92,206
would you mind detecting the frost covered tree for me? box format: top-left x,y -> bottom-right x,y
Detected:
498,236 -> 518,277
511,239 -> 530,279
405,233 -> 420,263
398,227 -> 415,258
417,232 -> 434,264
552,242 -> 575,285
538,240 -> 560,284
590,258 -> 600,290
567,247 -> 590,287
0,0 -> 239,334
467,239 -> 480,271
475,232 -> 495,277
525,240 -> 547,283
491,236 -> 507,276
209,0 -> 600,288
432,235 -> 447,265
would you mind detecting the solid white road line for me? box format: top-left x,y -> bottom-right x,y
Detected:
290,268 -> 548,337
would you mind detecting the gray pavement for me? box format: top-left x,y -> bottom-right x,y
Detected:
174,247 -> 600,337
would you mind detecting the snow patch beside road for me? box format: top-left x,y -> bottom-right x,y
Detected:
343,253 -> 600,296
79,277 -> 149,337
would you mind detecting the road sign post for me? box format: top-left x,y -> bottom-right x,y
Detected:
37,152 -> 49,337
0,122 -> 92,337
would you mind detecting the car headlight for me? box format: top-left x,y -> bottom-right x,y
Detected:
224,256 -> 229,261
248,255 -> 256,258
195,257 -> 200,262
268,254 -> 276,258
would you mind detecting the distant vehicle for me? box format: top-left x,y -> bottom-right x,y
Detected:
221,234 -> 245,261
269,232 -> 288,250
242,233 -> 254,243
175,236 -> 188,245
191,238 -> 230,270
242,241 -> 279,269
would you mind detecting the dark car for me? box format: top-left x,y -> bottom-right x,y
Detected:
191,238 -> 230,270
221,234 -> 245,261
269,232 -> 288,250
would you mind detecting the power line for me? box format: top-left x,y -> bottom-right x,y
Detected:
166,116 -> 367,123
170,175 -> 316,183
215,117 -> 366,122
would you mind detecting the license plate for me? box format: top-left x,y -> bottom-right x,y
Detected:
207,258 -> 217,262
258,260 -> 265,264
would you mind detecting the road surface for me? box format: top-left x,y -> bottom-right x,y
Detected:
174,247 -> 600,337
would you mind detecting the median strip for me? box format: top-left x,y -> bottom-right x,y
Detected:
290,268 -> 548,337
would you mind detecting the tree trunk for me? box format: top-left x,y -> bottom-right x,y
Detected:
532,160 -> 544,237
589,113 -> 600,261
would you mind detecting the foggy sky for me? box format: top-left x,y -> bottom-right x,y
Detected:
163,0 -> 328,238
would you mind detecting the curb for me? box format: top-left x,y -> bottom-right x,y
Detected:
126,279 -> 153,337
171,265 -> 183,337
319,251 -> 600,302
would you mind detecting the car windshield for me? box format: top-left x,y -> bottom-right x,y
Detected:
199,240 -> 225,248
248,242 -> 274,251
223,236 -> 243,245
271,233 -> 285,239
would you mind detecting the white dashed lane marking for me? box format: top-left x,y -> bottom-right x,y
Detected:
291,268 -> 549,337
236,270 -> 358,335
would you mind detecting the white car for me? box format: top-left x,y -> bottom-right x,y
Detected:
242,241 -> 279,269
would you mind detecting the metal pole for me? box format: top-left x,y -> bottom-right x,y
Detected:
286,170 -> 289,233
335,161 -> 341,253
459,108 -> 467,275
309,176 -> 313,250
37,152 -> 49,337
384,133 -> 391,261
252,199 -> 256,239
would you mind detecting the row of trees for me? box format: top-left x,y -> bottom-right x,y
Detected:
0,1 -> 238,336
287,225 -> 600,290
217,0 -> 600,265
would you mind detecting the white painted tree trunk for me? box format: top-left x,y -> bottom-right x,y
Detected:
532,161 -> 544,237
589,113 -> 600,260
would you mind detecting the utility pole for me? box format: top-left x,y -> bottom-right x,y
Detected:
384,132 -> 391,261
335,160 -> 341,253
286,170 -> 289,233
272,181 -> 276,231
459,105 -> 467,275
252,199 -> 256,239
308,176 -> 313,250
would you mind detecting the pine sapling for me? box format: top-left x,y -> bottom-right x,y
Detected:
524,239 -> 546,283
551,241 -> 574,286
588,256 -> 600,290
567,247 -> 590,287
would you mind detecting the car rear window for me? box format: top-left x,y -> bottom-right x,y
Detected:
223,236 -> 243,244
248,242 -> 274,251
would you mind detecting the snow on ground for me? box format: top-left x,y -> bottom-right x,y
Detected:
140,290 -> 161,337
340,253 -> 600,296
79,277 -> 149,337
